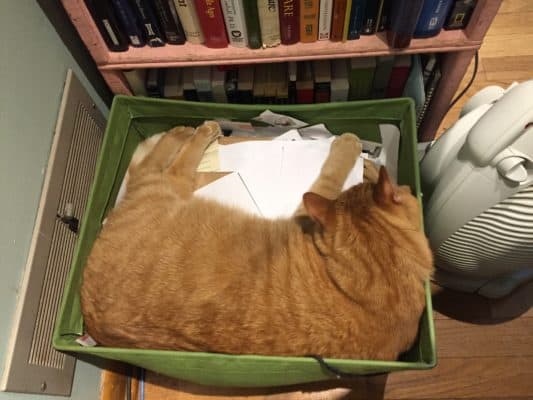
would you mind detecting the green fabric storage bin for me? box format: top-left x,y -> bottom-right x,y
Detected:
53,95 -> 436,387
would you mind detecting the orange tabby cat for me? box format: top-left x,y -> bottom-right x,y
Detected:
81,121 -> 433,360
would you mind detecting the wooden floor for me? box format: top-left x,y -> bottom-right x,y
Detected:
101,1 -> 533,399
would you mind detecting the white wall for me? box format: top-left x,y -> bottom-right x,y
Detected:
0,1 -> 108,398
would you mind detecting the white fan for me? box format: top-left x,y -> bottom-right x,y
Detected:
420,80 -> 533,298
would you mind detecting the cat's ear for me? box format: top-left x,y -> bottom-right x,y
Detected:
373,167 -> 402,206
303,192 -> 334,228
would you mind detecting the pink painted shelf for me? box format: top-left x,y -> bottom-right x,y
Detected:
100,30 -> 477,70
61,0 -> 503,140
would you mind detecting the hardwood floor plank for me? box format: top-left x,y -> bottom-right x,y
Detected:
385,356 -> 533,399
498,0 -> 532,14
435,318 -> 533,358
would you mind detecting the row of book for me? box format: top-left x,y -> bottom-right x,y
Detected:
86,0 -> 476,51
123,55 -> 441,126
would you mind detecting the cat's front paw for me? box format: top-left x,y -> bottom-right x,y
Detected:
331,133 -> 363,159
196,121 -> 222,143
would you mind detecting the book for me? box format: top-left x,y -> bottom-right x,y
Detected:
163,68 -> 184,98
237,66 -> 254,103
361,0 -> 378,34
386,0 -> 424,48
253,64 -> 267,103
342,0 -> 353,41
444,0 -> 476,30
403,55 -> 425,119
225,69 -> 239,102
385,55 -> 411,98
330,59 -> 349,101
193,66 -> 213,101
330,0 -> 348,42
220,0 -> 248,47
146,68 -> 165,96
223,2 -> 249,47
417,62 -> 441,129
152,0 -> 186,44
414,0 -> 454,38
123,69 -> 148,95
194,0 -> 229,48
376,0 -> 389,31
242,1 -> 262,49
371,55 -> 394,99
318,0 -> 333,40
257,0 -> 281,47
313,60 -> 331,103
212,67 -> 228,102
172,0 -> 204,44
347,0 -> 366,40
296,61 -> 314,103
348,57 -> 376,100
264,65 -> 278,103
274,64 -> 289,104
278,0 -> 299,44
299,0 -> 319,43
85,0 -> 129,51
182,68 -> 199,100
288,61 -> 297,104
131,0 -> 166,46
111,0 -> 145,46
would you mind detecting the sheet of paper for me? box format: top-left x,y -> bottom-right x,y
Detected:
194,172 -> 262,216
273,129 -> 303,141
219,140 -> 364,218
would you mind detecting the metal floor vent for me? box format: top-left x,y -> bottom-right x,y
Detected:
1,70 -> 105,395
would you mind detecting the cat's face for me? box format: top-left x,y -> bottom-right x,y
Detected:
304,167 -> 424,246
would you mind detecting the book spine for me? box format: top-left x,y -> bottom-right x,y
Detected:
194,0 -> 229,48
288,61 -> 297,104
242,1 -> 262,48
361,0 -> 378,34
376,0 -> 389,31
111,0 -> 145,46
123,69 -> 148,94
152,0 -> 186,44
85,0 -> 129,51
385,58 -> 412,98
131,0 -> 166,46
257,0 -> 281,47
386,0 -> 424,48
347,0 -> 366,40
414,0 -> 454,38
330,0 -> 347,42
173,0 -> 204,43
145,68 -> 165,97
444,0 -> 476,30
318,0 -> 333,40
220,0 -> 248,47
299,0 -> 319,43
342,0 -> 352,41
278,0 -> 299,44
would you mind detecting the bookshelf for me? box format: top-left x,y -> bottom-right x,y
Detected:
61,0 -> 502,141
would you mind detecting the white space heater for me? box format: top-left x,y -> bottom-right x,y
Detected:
420,80 -> 533,298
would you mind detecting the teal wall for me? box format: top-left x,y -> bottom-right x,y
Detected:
0,1 -> 108,398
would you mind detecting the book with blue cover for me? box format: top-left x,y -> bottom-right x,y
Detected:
414,0 -> 454,38
111,0 -> 145,46
131,0 -> 166,46
347,0 -> 366,40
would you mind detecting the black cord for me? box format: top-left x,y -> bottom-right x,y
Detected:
447,51 -> 479,113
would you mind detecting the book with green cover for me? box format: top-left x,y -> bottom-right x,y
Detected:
242,1 -> 262,49
371,55 -> 394,99
348,57 -> 376,100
